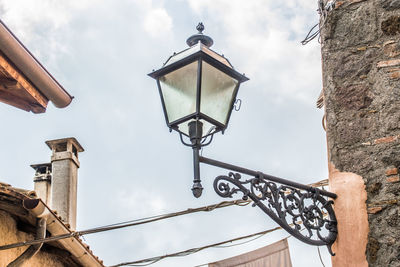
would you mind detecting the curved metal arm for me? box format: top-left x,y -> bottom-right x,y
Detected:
199,155 -> 338,255
178,120 -> 338,253
213,172 -> 337,255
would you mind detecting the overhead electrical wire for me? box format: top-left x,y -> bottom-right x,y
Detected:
112,223 -> 314,266
107,178 -> 329,267
301,0 -> 337,45
108,226 -> 283,267
0,179 -> 328,251
214,231 -> 268,248
318,246 -> 326,267
0,199 -> 251,251
80,199 -> 251,238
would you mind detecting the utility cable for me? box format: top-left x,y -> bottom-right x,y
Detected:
111,222 -> 321,266
0,199 -> 251,251
301,23 -> 321,45
301,0 -> 337,45
318,246 -> 326,267
0,179 -> 328,251
214,231 -> 267,248
108,226 -> 282,267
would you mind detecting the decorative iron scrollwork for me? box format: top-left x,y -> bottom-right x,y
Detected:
214,172 -> 338,255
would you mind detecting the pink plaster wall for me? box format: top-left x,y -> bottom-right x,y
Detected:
329,163 -> 368,267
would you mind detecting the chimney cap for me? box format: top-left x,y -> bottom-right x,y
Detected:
30,162 -> 52,171
45,137 -> 84,152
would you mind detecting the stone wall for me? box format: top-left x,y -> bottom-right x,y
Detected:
320,0 -> 400,266
0,210 -> 76,267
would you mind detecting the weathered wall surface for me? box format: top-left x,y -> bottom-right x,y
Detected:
0,210 -> 67,267
320,0 -> 400,266
328,163 -> 368,267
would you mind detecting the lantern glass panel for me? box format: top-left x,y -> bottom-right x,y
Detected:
159,61 -> 198,123
200,61 -> 238,125
164,44 -> 199,67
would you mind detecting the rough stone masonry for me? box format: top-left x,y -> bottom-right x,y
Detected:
320,0 -> 400,266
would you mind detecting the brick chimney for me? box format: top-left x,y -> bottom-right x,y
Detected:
45,137 -> 84,230
31,163 -> 52,205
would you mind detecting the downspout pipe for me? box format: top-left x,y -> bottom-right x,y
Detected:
22,198 -> 104,267
7,218 -> 46,267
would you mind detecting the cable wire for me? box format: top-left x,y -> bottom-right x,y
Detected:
0,199 -> 251,251
0,179 -> 328,251
318,246 -> 326,267
301,0 -> 337,45
111,223 -> 321,266
108,226 -> 282,267
301,23 -> 320,45
214,231 -> 268,248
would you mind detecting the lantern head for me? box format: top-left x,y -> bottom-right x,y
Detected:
149,23 -> 248,140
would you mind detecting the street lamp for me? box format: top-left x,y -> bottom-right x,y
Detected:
149,23 -> 338,255
149,23 -> 248,198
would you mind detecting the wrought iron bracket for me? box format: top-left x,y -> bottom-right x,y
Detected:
182,120 -> 338,254
198,156 -> 338,256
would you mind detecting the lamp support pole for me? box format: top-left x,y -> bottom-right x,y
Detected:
189,120 -> 203,198
186,120 -> 338,254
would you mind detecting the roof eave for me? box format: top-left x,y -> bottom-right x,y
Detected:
0,19 -> 73,108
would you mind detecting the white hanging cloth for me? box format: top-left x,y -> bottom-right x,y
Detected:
208,239 -> 292,267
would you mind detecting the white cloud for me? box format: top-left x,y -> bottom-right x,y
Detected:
0,0 -> 95,39
0,0 -> 97,74
186,0 -> 322,103
143,8 -> 173,38
117,188 -> 167,217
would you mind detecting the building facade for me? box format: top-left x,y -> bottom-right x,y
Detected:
320,0 -> 400,266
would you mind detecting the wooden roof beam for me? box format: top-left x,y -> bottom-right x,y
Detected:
0,77 -> 18,90
0,52 -> 48,112
0,89 -> 45,113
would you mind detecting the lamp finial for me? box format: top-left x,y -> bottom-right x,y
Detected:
196,22 -> 204,33
186,22 -> 213,47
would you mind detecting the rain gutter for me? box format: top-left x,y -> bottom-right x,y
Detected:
0,19 -> 72,108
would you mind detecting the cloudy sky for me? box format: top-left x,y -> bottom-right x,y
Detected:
0,1 -> 332,266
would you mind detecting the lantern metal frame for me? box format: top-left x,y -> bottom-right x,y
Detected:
148,40 -> 248,139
